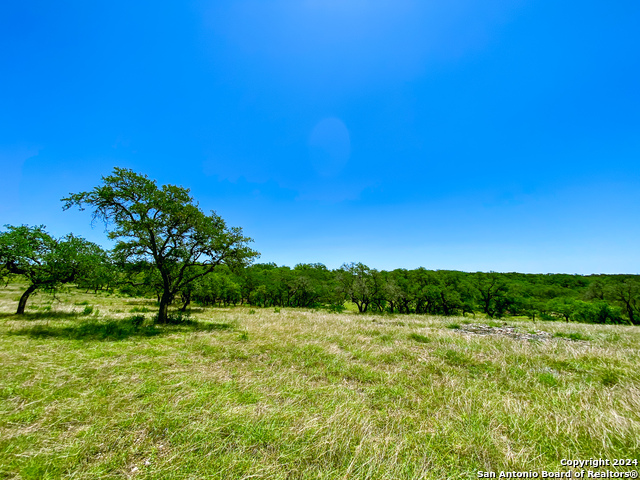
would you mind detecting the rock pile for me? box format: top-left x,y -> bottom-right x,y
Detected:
455,323 -> 553,341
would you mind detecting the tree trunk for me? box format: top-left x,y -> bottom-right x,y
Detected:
625,304 -> 635,325
157,290 -> 171,324
181,292 -> 191,312
17,284 -> 38,314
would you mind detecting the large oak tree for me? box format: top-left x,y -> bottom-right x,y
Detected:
63,168 -> 258,324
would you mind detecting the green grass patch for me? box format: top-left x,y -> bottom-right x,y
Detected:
600,369 -> 621,386
129,306 -> 150,313
408,332 -> 431,343
538,371 -> 559,387
554,332 -> 591,341
440,348 -> 471,366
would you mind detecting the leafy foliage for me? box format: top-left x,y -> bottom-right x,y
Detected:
0,225 -> 106,314
194,264 -> 639,325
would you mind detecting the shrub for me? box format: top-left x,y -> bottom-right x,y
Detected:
571,301 -> 624,324
325,303 -> 346,313
81,305 -> 94,316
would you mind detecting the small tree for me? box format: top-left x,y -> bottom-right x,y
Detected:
63,168 -> 259,324
605,278 -> 639,325
546,297 -> 577,322
336,262 -> 376,313
0,225 -> 105,314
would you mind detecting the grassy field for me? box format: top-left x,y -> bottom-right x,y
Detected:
1,283 -> 639,479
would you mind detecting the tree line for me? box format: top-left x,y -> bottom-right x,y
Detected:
114,261 -> 638,325
1,168 -> 638,325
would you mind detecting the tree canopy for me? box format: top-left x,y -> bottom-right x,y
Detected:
0,225 -> 105,314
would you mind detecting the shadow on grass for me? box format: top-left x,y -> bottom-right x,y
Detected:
0,311 -> 84,321
7,318 -> 234,341
183,307 -> 206,314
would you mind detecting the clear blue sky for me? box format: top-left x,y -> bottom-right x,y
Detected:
1,0 -> 639,274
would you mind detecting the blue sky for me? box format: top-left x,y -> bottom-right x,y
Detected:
1,0 -> 639,273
